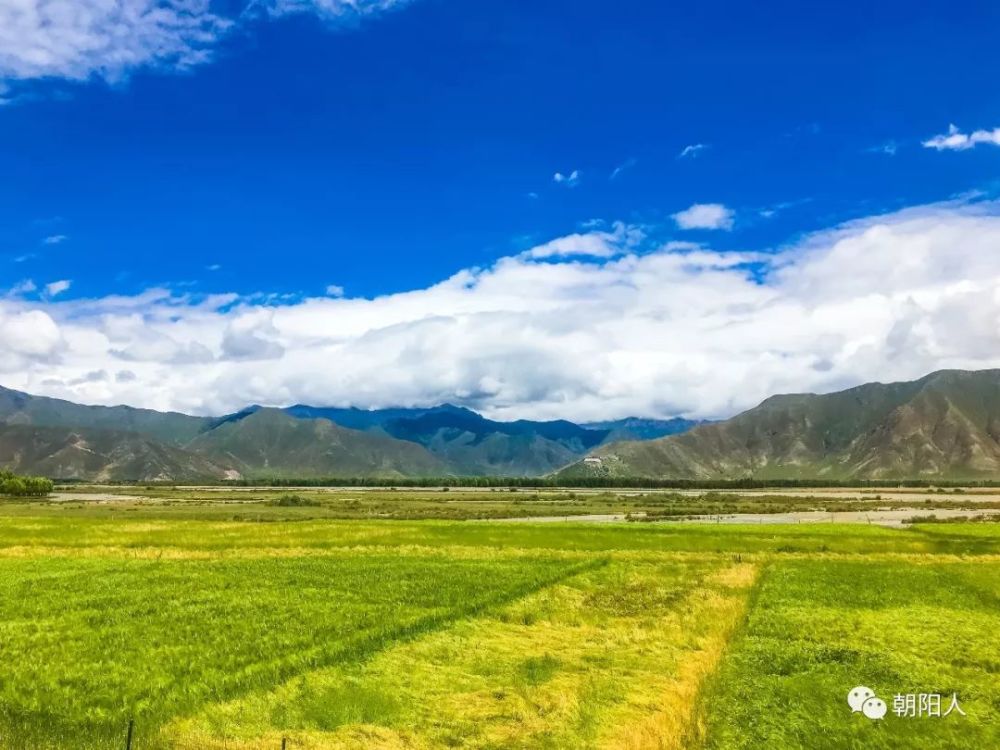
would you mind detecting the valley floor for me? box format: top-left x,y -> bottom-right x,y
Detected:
0,491 -> 997,748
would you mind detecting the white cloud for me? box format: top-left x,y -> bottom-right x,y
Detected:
0,308 -> 61,362
43,234 -> 67,245
7,279 -> 37,296
610,158 -> 636,180
325,284 -> 345,297
553,170 -> 580,187
523,222 -> 643,260
44,279 -> 71,297
867,141 -> 898,156
672,203 -> 735,231
7,199 -> 1000,422
678,143 -> 707,159
923,124 -> 1000,151
0,0 -> 414,88
758,198 -> 811,220
0,0 -> 231,82
220,311 -> 285,361
255,0 -> 414,20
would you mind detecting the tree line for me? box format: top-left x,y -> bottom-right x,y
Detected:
83,476 -> 1000,489
0,470 -> 54,497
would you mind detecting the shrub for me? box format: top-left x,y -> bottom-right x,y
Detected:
268,493 -> 321,507
0,471 -> 54,497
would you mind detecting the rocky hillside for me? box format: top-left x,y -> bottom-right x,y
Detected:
560,370 -> 1000,480
0,424 -> 232,483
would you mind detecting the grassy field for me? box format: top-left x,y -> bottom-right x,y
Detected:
31,484 -> 1000,521
0,492 -> 998,748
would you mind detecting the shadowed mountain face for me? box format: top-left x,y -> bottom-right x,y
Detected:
560,370 -> 1000,480
0,386 -> 209,444
186,408 -> 447,479
284,404 -> 611,476
0,423 -> 232,482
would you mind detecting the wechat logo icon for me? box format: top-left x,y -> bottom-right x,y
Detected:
849,686 -> 887,720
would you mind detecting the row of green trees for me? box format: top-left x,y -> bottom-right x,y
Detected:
0,470 -> 54,497
133,476 -> 1000,489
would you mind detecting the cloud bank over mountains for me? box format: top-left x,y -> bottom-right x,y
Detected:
4,199 -> 1000,422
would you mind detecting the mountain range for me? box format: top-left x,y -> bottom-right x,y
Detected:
559,369 -> 1000,480
0,385 -> 702,481
6,369 -> 1000,482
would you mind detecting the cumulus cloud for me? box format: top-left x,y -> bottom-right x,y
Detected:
553,170 -> 580,187
923,124 -> 1000,151
0,307 -> 61,369
522,221 -> 643,259
5,199 -> 1000,421
0,0 -> 414,89
325,284 -> 345,297
672,203 -> 735,231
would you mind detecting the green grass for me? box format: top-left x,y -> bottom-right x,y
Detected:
0,551 -> 589,748
1,496 -> 1000,748
17,484 -> 1000,522
698,559 -> 1000,749
164,555 -> 753,749
3,512 -> 998,556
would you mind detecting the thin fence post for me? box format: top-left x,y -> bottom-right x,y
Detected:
125,718 -> 134,750
281,738 -> 287,750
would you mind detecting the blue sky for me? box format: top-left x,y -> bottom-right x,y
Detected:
2,0 -> 1000,419
3,0 -> 999,300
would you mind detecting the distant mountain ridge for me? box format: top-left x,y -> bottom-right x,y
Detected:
582,417 -> 710,442
560,369 -> 1000,480
0,385 -> 699,480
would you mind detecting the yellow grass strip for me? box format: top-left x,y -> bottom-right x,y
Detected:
162,557 -> 760,750
596,564 -> 758,750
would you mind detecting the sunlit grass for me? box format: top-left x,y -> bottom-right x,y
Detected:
0,551 -> 587,748
162,558 -> 758,749
1,502 -> 999,748
697,559 -> 1000,749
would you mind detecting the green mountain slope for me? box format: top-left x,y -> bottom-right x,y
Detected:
0,386 -> 209,445
559,370 -> 1000,480
0,424 -> 233,482
0,386 -> 701,479
186,408 -> 447,478
371,407 -> 607,476
285,404 -> 615,476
